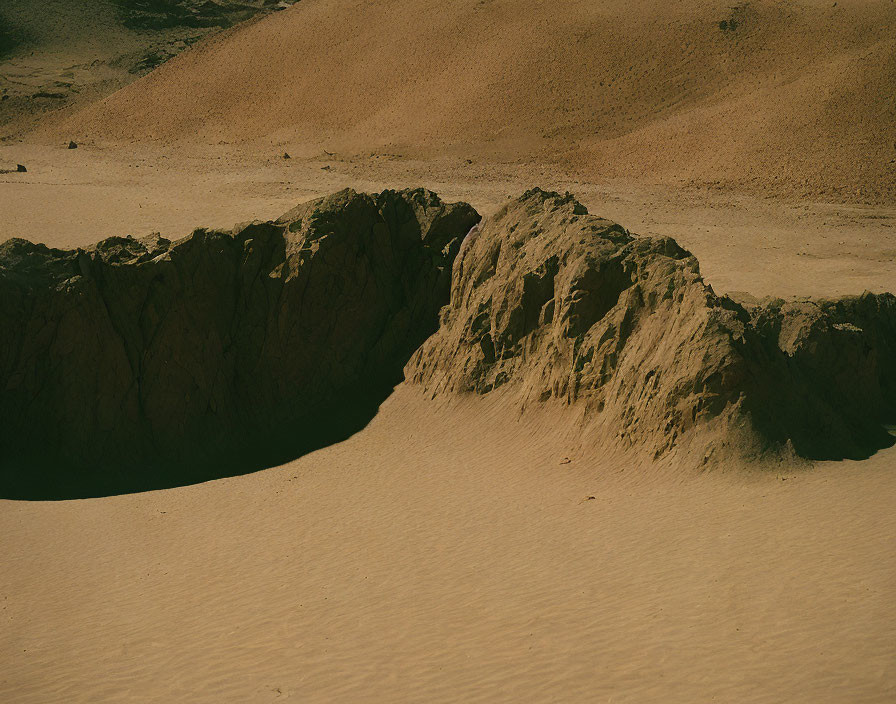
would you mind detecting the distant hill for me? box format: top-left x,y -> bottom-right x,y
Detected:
0,0 -> 297,134
50,0 -> 896,203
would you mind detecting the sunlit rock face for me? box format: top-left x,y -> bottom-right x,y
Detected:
406,189 -> 896,464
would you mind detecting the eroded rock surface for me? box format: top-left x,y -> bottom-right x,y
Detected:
406,189 -> 896,463
0,188 -> 479,497
2,186 -> 892,496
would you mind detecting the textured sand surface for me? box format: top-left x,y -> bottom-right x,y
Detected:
2,389 -> 895,703
1,153 -> 894,702
49,0 -> 896,203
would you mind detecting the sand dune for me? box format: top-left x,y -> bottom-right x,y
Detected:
54,0 -> 896,202
2,388 -> 895,702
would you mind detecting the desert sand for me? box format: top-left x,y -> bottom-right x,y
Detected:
1,0 -> 895,702
2,143 -> 895,298
2,391 -> 895,702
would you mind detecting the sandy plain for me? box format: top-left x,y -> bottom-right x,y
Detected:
1,143 -> 894,702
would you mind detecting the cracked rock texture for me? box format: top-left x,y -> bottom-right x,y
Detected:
406,189 -> 896,463
0,188 -> 479,495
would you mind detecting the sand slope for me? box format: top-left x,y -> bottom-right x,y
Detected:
407,189 -> 896,464
55,0 -> 896,202
2,388 -> 895,703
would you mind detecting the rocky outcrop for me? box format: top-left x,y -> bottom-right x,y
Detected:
406,189 -> 896,464
0,188 -> 479,497
0,17 -> 18,60
2,186 -> 892,495
742,294 -> 896,459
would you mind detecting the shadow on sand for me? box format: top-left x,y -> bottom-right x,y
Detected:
0,384 -> 395,501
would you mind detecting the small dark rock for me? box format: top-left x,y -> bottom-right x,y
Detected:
283,152 -> 290,159
16,164 -> 26,172
68,141 -> 78,149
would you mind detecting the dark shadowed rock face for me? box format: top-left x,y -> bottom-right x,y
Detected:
406,189 -> 896,464
743,295 -> 896,459
0,188 -> 479,498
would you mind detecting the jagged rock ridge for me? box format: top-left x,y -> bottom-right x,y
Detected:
2,187 -> 892,496
0,188 -> 479,497
406,189 -> 896,464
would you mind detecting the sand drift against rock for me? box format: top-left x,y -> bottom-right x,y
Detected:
1,188 -> 893,498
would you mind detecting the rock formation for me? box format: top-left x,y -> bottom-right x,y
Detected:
0,188 -> 479,497
2,186 -> 892,496
406,189 -> 895,464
